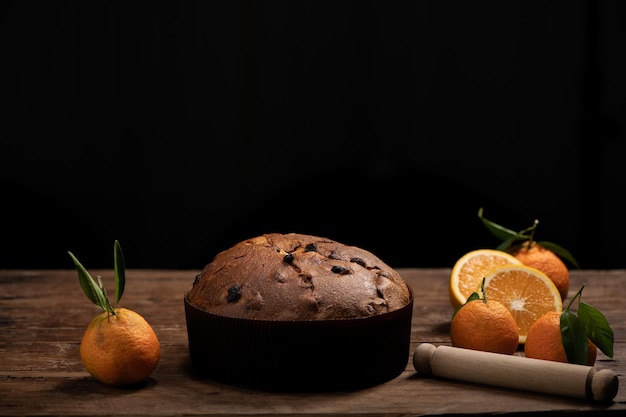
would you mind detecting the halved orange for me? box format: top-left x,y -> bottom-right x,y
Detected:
449,249 -> 522,309
482,265 -> 562,344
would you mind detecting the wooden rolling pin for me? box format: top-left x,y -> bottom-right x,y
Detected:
413,343 -> 618,403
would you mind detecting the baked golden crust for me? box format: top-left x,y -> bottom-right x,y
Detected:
186,233 -> 411,320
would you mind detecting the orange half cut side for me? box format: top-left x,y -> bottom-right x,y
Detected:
482,265 -> 563,344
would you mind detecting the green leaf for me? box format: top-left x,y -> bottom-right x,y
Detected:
113,240 -> 125,306
467,292 -> 481,303
578,302 -> 614,358
452,291 -> 480,318
537,240 -> 580,269
98,276 -> 115,313
495,236 -> 519,251
478,208 -> 519,242
560,310 -> 589,365
68,251 -> 109,312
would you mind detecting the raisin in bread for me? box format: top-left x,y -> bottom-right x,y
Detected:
186,233 -> 411,320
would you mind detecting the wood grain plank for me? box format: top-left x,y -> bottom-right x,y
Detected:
1,268 -> 625,416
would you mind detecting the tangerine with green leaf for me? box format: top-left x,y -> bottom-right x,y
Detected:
478,208 -> 580,301
524,311 -> 597,366
524,284 -> 613,366
69,241 -> 160,386
450,279 -> 520,355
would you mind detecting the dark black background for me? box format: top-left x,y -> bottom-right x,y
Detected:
2,1 -> 625,271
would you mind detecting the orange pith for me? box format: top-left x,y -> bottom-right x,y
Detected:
524,311 -> 597,365
449,249 -> 522,309
80,307 -> 160,386
450,298 -> 519,355
482,265 -> 562,344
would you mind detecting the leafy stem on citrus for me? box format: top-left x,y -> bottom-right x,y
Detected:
68,240 -> 126,315
479,277 -> 488,304
522,220 -> 539,249
560,283 -> 614,364
477,207 -> 580,269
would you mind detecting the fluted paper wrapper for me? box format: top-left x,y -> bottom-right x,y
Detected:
184,286 -> 413,392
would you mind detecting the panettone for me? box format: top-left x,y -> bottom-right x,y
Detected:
186,233 -> 411,320
184,233 -> 413,391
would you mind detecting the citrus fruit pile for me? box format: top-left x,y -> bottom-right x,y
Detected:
69,240 -> 161,386
447,209 -> 614,366
450,250 -> 562,345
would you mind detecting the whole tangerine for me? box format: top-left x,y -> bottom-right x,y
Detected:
80,307 -> 161,386
450,298 -> 519,355
509,242 -> 570,301
524,311 -> 597,366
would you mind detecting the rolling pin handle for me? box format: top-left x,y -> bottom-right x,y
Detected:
413,342 -> 436,375
591,368 -> 619,403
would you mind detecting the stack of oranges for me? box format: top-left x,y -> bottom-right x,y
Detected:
447,209 -> 613,366
449,249 -> 562,346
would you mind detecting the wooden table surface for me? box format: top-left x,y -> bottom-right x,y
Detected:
1,268 -> 625,416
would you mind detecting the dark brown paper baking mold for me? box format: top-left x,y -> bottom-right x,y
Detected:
184,286 -> 413,392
